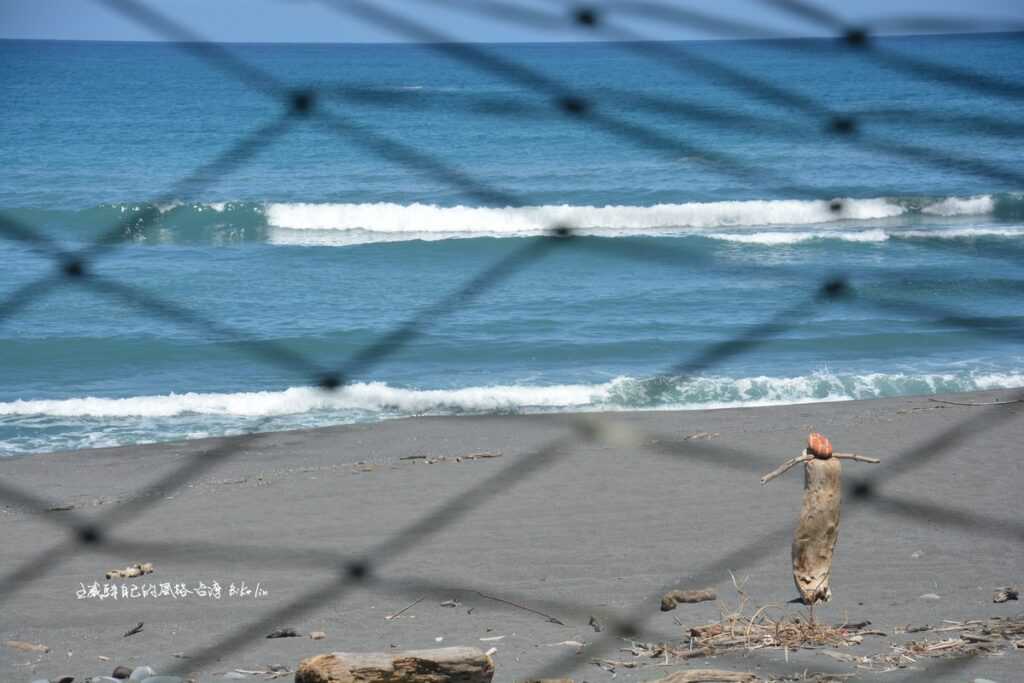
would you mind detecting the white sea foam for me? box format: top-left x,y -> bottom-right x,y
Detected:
263,198 -> 908,235
897,226 -> 1024,239
705,229 -> 891,245
922,195 -> 995,216
5,370 -> 1024,419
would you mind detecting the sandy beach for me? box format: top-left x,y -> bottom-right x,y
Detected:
2,390 -> 1022,682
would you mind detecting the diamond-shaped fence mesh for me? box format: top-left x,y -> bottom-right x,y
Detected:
1,2 -> 1021,681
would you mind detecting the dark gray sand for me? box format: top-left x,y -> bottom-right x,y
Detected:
2,391 -> 1022,682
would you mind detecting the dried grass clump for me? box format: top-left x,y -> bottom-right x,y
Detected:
622,576 -> 879,668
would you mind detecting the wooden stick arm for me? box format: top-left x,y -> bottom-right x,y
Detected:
833,452 -> 881,463
761,450 -> 880,485
760,451 -> 813,485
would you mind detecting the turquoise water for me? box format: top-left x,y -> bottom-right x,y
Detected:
2,35 -> 1023,454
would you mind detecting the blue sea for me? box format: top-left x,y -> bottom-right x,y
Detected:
2,34 -> 1023,455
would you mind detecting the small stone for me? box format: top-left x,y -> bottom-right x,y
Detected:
919,593 -> 941,600
129,666 -> 157,681
91,678 -> 122,683
993,587 -> 1019,603
54,678 -> 75,683
309,631 -> 326,640
112,666 -> 132,679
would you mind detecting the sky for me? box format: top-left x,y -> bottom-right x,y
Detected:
0,0 -> 1021,44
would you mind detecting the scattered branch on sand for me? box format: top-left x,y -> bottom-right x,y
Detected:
400,452 -> 502,465
105,562 -> 154,580
475,590 -> 566,625
4,640 -> 50,653
661,588 -> 718,611
928,397 -> 1024,406
385,596 -> 425,620
122,622 -> 144,638
233,665 -> 291,679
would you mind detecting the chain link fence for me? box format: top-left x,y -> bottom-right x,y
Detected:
1,1 -> 1022,681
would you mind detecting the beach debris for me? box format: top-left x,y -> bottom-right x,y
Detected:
761,433 -> 879,605
295,646 -> 495,683
919,593 -> 941,601
658,670 -> 760,682
48,503 -> 76,512
661,588 -> 717,611
112,664 -> 132,678
440,599 -> 460,608
385,596 -> 425,620
683,432 -> 720,441
993,586 -> 1019,603
105,563 -> 154,580
128,665 -> 156,680
474,591 -> 565,625
479,635 -> 504,642
3,639 -> 50,653
593,658 -> 638,674
310,631 -> 327,640
123,621 -> 144,638
232,665 -> 291,680
589,615 -> 602,632
484,647 -> 497,657
400,452 -> 502,465
266,627 -> 301,638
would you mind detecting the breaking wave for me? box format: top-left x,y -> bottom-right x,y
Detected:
3,369 -> 1023,419
5,369 -> 1022,454
7,193 -> 1023,247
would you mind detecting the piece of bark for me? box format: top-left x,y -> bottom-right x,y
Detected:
296,646 -> 494,683
4,639 -> 50,653
659,670 -> 760,682
792,451 -> 841,605
661,588 -> 717,611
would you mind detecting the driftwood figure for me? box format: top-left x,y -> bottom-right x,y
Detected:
761,433 -> 879,605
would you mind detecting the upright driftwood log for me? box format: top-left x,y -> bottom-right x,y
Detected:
792,435 -> 841,605
761,433 -> 879,606
295,646 -> 494,683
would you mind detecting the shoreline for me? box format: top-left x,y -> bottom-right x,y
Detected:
4,385 -> 1022,463
2,388 -> 1022,681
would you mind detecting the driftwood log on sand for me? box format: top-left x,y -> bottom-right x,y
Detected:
661,588 -> 717,611
295,646 -> 494,683
658,670 -> 760,682
762,433 -> 879,605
